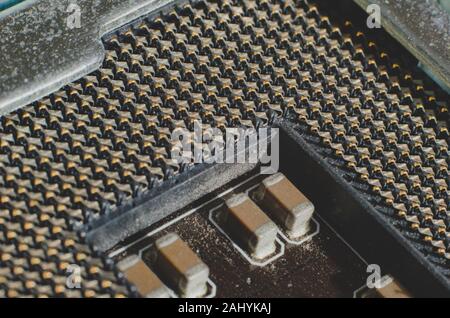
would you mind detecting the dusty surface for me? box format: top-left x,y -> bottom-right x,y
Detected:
116,176 -> 368,297
0,0 -> 175,114
353,0 -> 450,90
